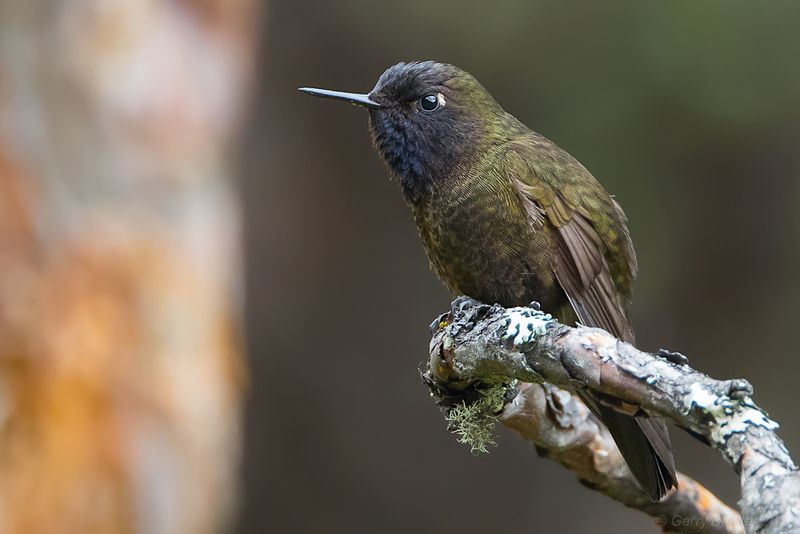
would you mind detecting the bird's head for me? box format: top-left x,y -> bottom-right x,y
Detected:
300,61 -> 520,200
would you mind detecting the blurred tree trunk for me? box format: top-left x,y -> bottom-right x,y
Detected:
0,2 -> 258,533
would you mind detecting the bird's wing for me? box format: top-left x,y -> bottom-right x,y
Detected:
506,137 -> 676,500
506,136 -> 638,342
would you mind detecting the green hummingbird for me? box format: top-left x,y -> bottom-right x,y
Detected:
299,61 -> 677,500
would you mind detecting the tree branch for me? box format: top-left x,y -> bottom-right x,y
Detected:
423,297 -> 799,533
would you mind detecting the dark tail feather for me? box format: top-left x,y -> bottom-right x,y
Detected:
578,392 -> 678,501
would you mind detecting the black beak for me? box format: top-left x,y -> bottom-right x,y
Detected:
298,87 -> 382,109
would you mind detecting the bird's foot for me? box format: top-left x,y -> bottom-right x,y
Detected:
724,378 -> 754,400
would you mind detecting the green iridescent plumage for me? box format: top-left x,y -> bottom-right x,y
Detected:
300,60 -> 677,501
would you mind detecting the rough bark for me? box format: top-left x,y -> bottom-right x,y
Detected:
425,297 -> 798,534
0,2 -> 257,532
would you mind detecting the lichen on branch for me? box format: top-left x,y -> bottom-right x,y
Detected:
422,297 -> 799,534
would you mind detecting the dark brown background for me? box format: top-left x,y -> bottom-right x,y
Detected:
239,1 -> 800,532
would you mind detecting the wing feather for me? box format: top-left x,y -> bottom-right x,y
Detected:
507,137 -> 637,342
507,137 -> 676,499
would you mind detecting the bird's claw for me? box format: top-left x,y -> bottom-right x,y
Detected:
725,378 -> 753,400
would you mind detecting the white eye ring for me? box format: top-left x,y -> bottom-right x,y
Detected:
418,93 -> 446,112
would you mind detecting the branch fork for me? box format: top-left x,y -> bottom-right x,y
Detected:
422,297 -> 799,534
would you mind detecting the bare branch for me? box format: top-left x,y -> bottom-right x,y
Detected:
424,297 -> 799,533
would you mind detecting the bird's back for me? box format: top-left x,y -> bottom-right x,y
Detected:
410,127 -> 676,500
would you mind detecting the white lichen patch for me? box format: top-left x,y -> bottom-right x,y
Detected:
684,383 -> 719,412
595,341 -> 618,363
711,403 -> 779,444
504,308 -> 553,348
683,383 -> 779,444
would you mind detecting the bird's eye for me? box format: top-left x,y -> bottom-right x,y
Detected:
418,94 -> 442,112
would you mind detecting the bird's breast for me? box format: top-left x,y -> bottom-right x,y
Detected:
411,173 -> 557,308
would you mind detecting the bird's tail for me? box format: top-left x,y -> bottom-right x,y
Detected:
578,392 -> 678,501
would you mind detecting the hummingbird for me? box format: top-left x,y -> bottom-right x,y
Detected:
299,61 -> 677,500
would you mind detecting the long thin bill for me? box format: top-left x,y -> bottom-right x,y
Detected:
298,87 -> 382,109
